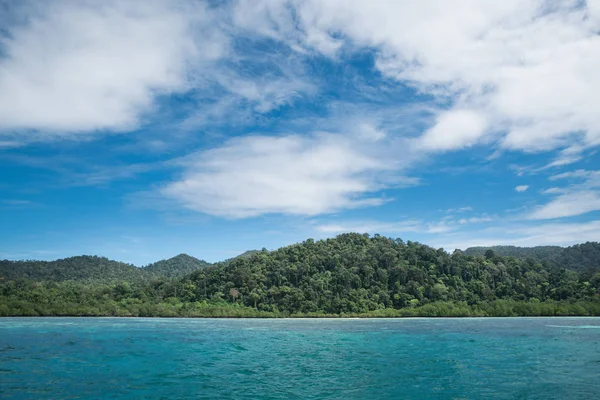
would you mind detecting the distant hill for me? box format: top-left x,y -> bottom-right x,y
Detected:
464,245 -> 564,260
218,250 -> 262,266
1,234 -> 599,317
0,255 -> 144,283
180,233 -> 600,315
142,254 -> 209,279
464,242 -> 600,272
3,241 -> 598,287
0,253 -> 210,283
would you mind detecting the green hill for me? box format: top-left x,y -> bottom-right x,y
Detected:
142,254 -> 209,279
1,234 -> 599,317
0,255 -> 144,283
464,245 -> 563,260
183,234 -> 600,314
0,253 -> 209,283
218,250 -> 261,266
464,242 -> 600,272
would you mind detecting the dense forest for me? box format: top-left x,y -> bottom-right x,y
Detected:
1,234 -> 599,317
142,254 -> 210,279
0,253 -> 209,283
465,242 -> 600,273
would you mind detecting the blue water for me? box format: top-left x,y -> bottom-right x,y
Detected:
1,318 -> 599,399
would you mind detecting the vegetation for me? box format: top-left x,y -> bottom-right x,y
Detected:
143,254 -> 210,279
0,253 -> 209,283
1,234 -> 599,317
0,256 -> 144,283
465,242 -> 600,273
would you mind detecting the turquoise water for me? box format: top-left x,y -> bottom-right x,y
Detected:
1,318 -> 599,399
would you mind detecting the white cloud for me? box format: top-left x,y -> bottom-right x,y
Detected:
418,109 -> 488,151
425,222 -> 457,234
251,0 -> 600,155
0,0 -> 325,143
444,206 -> 473,214
314,212 -> 496,236
355,122 -> 387,142
530,169 -> 600,219
458,216 -> 494,224
541,187 -> 566,195
4,0 -> 600,159
544,145 -> 586,168
515,185 -> 529,192
0,199 -> 39,208
511,219 -> 600,245
549,169 -> 600,181
5,0 -> 600,226
437,220 -> 600,250
529,191 -> 600,219
324,215 -> 600,251
161,129 -> 413,218
315,219 -> 456,235
0,0 -> 227,134
315,221 -> 421,235
215,73 -> 315,114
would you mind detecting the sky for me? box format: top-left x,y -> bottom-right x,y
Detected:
1,0 -> 600,265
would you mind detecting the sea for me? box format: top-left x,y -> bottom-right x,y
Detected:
1,317 -> 599,399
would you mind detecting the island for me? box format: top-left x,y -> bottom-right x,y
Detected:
1,233 -> 599,317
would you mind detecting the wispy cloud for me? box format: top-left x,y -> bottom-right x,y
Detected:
549,169 -> 600,181
0,140 -> 23,149
543,145 -> 587,168
315,220 -> 422,235
529,169 -> 600,219
443,206 -> 473,214
0,0 -> 318,145
458,216 -> 494,224
314,220 -> 457,235
161,127 -> 418,218
241,0 -> 600,156
314,212 -> 495,237
9,1 -> 598,160
3,1 -> 600,266
0,199 -> 41,209
529,191 -> 600,220
515,185 -> 529,192
435,220 -> 600,251
68,162 -> 166,187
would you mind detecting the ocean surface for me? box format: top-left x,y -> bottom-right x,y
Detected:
1,318 -> 599,399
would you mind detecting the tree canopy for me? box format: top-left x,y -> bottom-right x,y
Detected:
0,254 -> 209,284
1,234 -> 599,317
465,242 -> 600,273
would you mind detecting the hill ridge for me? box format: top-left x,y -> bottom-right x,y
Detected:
1,233 -> 599,317
2,237 -> 599,283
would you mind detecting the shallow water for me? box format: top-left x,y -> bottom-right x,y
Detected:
1,317 -> 599,399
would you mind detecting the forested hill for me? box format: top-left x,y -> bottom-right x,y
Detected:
3,241 -> 598,285
182,234 -> 600,314
1,234 -> 600,317
0,254 -> 209,283
0,256 -> 144,283
142,254 -> 209,279
464,245 -> 563,260
219,250 -> 261,266
464,242 -> 600,272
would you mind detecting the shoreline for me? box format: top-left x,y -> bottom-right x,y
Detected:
4,296 -> 599,319
2,314 -> 600,319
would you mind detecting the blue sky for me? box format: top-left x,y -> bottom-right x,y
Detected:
1,0 -> 600,265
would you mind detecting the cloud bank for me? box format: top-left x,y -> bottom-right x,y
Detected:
2,0 -> 600,225
0,0 -> 225,133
